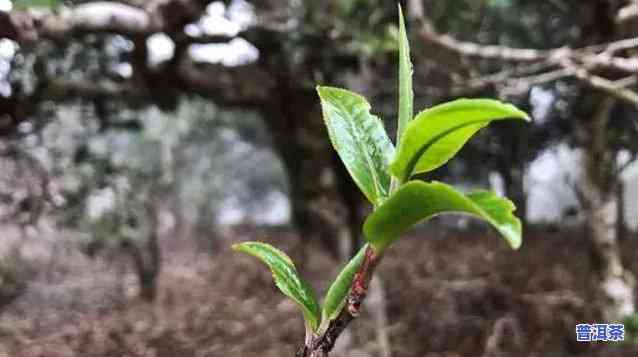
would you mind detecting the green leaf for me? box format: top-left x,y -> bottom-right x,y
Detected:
232,241 -> 321,331
363,180 -> 522,253
390,99 -> 530,182
317,86 -> 395,205
321,244 -> 367,326
13,0 -> 60,9
397,4 -> 413,144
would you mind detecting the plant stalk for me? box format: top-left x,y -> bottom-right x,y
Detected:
297,245 -> 381,357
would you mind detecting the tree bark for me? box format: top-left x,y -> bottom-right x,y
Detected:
120,198 -> 161,302
616,180 -> 627,241
494,121 -> 529,224
142,199 -> 161,302
580,98 -> 635,321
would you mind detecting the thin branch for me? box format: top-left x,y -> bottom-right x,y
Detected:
2,3 -> 154,43
567,65 -> 638,106
581,37 -> 638,55
0,0 -> 217,44
43,78 -> 142,101
581,54 -> 638,73
416,5 -> 638,74
448,63 -> 561,95
299,245 -> 382,357
497,68 -> 573,97
617,1 -> 638,24
411,3 -> 638,106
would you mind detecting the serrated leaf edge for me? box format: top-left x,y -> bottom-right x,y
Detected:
232,241 -> 321,331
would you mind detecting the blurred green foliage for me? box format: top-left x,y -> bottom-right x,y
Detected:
12,0 -> 60,10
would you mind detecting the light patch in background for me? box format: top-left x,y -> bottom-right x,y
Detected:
530,86 -> 554,124
0,39 -> 16,59
227,0 -> 255,29
252,191 -> 290,225
148,1 -> 258,66
189,38 -> 258,66
488,171 -> 505,196
185,1 -> 254,37
621,159 -> 638,231
217,202 -> 243,225
146,33 -> 175,65
617,149 -> 631,169
87,188 -> 116,220
185,2 -> 238,37
196,15 -> 240,37
207,1 -> 225,17
0,60 -> 11,96
0,39 -> 17,96
217,190 -> 290,226
525,144 -> 580,223
112,62 -> 132,78
0,0 -> 11,11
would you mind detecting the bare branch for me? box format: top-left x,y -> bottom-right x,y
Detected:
581,37 -> 638,55
416,6 -> 638,74
412,4 -> 638,106
581,53 -> 638,73
0,0 -> 217,44
569,68 -> 638,107
448,62 -> 560,95
0,4 -> 153,43
43,78 -> 142,100
617,1 -> 638,24
497,69 -> 573,97
420,24 -> 549,63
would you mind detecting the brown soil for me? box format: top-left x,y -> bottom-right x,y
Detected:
0,225 -> 637,357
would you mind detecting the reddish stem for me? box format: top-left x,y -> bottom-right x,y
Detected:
298,245 -> 381,356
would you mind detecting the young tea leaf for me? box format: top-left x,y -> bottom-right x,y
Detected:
317,86 -> 395,206
363,180 -> 522,253
232,241 -> 321,331
396,4 -> 413,144
321,244 -> 368,326
390,99 -> 530,182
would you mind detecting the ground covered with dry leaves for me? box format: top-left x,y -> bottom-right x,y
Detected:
1,225 -> 637,357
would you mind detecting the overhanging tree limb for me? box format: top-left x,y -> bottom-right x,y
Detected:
0,1 -> 275,135
412,2 -> 638,107
0,1 -> 229,44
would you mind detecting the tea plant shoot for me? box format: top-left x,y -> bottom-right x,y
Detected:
233,5 -> 529,357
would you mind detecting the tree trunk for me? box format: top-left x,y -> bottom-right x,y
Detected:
138,264 -> 159,302
584,185 -> 635,320
261,84 -> 357,261
121,199 -> 161,302
142,198 -> 161,302
500,162 -> 526,225
616,179 -> 626,241
120,239 -> 158,302
496,122 -> 528,224
580,98 -> 635,321
570,1 -> 636,321
335,161 -> 367,259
